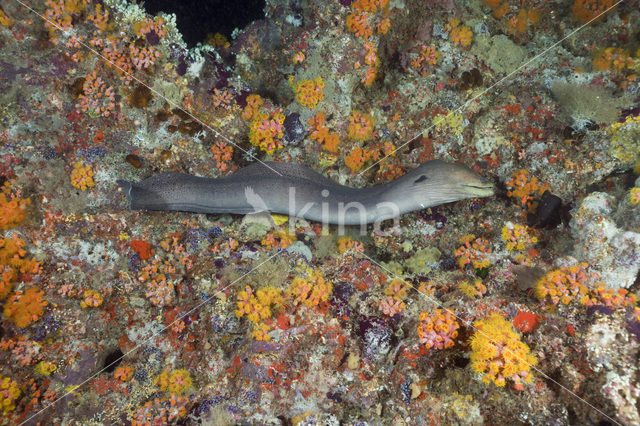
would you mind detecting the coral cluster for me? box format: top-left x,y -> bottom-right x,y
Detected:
234,285 -> 284,324
501,222 -> 538,251
0,182 -> 30,230
417,309 -> 460,350
309,112 -> 340,153
3,287 -> 47,328
455,234 -> 492,270
0,375 -> 20,414
535,263 -> 592,305
378,278 -> 408,316
470,314 -> 537,390
347,110 -> 375,141
288,268 -> 333,308
446,18 -> 473,47
292,77 -> 325,109
69,162 -> 95,191
154,369 -> 193,395
571,0 -> 617,23
248,111 -> 286,154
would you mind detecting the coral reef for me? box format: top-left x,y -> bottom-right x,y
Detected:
0,0 -> 639,423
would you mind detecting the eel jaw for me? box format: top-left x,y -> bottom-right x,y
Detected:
460,183 -> 495,197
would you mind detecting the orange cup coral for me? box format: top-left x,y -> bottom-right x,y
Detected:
4,287 -> 47,328
0,182 -> 30,230
470,313 -> 537,389
347,110 -> 374,141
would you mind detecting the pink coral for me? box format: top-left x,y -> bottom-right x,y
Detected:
378,296 -> 404,316
417,309 -> 459,350
129,42 -> 161,70
77,70 -> 115,117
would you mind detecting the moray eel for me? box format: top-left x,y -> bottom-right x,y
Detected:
118,160 -> 494,225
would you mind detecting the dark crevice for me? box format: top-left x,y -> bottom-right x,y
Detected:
143,0 -> 266,47
103,348 -> 124,373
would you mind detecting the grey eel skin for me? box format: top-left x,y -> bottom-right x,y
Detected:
118,160 -> 494,225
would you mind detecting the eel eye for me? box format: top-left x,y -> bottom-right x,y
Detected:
414,175 -> 428,184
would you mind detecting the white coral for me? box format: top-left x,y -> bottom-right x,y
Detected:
570,192 -> 640,289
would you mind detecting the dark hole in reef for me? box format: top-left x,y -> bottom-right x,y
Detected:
630,270 -> 640,293
103,348 -> 124,373
543,367 -> 564,395
277,415 -> 293,426
452,355 -> 469,368
567,406 -> 577,424
493,179 -> 509,201
142,0 -> 267,47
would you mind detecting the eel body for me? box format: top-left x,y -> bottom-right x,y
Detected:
118,160 -> 494,225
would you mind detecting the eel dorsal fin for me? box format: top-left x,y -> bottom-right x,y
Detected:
228,161 -> 345,188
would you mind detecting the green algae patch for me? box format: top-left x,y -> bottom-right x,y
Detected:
472,35 -> 526,75
222,254 -> 290,289
314,234 -> 338,259
551,81 -> 633,125
406,246 -> 441,275
382,247 -> 441,275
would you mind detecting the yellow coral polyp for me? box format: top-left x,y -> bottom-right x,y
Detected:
70,161 -> 95,191
346,12 -> 372,38
261,230 -> 295,249
608,114 -> 640,164
288,268 -> 333,307
0,8 -> 13,28
62,0 -> 86,14
251,322 -> 272,341
35,361 -> 57,376
309,112 -> 340,153
242,94 -> 264,120
458,280 -> 487,298
417,309 -> 460,350
534,263 -> 592,305
248,111 -> 286,154
80,289 -> 103,308
154,369 -> 192,395
447,19 -> 473,47
501,222 -> 538,251
505,169 -> 549,211
454,234 -> 492,270
411,45 -> 440,74
505,8 -> 540,35
470,313 -> 537,389
345,146 -> 367,173
293,77 -> 325,109
571,0 -> 617,24
337,237 -> 364,253
629,187 -> 640,205
0,375 -> 21,413
590,283 -> 637,308
593,47 -> 631,72
235,285 -> 283,324
384,278 -> 409,299
114,366 -> 133,381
